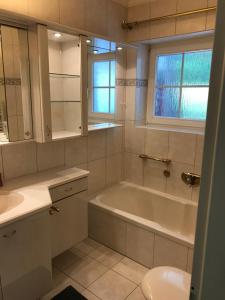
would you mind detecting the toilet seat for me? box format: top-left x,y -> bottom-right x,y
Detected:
141,266 -> 191,300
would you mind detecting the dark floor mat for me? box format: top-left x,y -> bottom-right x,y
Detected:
52,286 -> 88,300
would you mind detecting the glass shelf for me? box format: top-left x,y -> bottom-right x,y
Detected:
51,100 -> 81,103
49,73 -> 80,78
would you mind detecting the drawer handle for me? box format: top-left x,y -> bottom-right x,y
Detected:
3,230 -> 16,239
49,205 -> 60,215
64,187 -> 73,193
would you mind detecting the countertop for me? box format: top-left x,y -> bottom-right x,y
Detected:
0,166 -> 89,228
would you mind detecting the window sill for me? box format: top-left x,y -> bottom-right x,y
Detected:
52,123 -> 123,141
140,123 -> 205,135
88,122 -> 123,132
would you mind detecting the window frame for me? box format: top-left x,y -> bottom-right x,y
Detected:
88,52 -> 116,119
147,37 -> 214,128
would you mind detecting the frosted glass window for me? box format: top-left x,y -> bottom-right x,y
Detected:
155,88 -> 179,118
154,49 -> 212,121
93,88 -> 109,113
93,61 -> 109,86
156,54 -> 182,86
92,60 -> 116,114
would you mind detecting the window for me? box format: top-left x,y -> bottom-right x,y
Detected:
154,49 -> 212,122
92,60 -> 116,114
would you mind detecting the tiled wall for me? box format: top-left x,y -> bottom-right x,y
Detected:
124,126 -> 204,202
127,0 -> 217,42
124,31 -> 205,203
0,0 -> 127,41
0,127 -> 123,195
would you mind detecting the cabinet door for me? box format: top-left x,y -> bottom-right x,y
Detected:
28,24 -> 52,143
0,211 -> 52,300
50,192 -> 88,258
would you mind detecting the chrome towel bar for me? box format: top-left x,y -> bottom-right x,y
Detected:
139,154 -> 171,165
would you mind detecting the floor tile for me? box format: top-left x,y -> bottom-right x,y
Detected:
113,257 -> 148,284
82,289 -> 101,300
89,245 -> 124,267
64,256 -> 108,288
53,250 -> 82,271
88,270 -> 136,300
42,277 -> 84,300
70,246 -> 88,258
75,238 -> 102,255
125,287 -> 146,300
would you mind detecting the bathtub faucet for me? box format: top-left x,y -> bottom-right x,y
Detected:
181,172 -> 200,187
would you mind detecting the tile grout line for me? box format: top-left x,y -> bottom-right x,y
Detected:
53,241 -> 147,299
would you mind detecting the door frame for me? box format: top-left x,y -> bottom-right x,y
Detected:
191,1 -> 225,299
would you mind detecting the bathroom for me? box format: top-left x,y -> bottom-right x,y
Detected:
0,0 -> 223,299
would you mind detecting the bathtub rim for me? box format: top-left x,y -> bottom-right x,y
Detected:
89,182 -> 196,249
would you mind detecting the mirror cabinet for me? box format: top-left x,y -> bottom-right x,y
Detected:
0,25 -> 32,142
0,21 -> 126,144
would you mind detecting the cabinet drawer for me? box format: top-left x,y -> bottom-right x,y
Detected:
50,177 -> 88,202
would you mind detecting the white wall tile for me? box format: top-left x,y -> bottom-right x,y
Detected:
106,154 -> 122,186
124,152 -> 143,185
2,141 -> 37,180
59,0 -> 85,29
125,121 -> 145,154
88,130 -> 106,162
107,127 -> 123,156
135,87 -> 147,121
195,134 -> 204,173
88,158 -> 106,195
177,0 -> 207,13
126,48 -> 137,79
37,141 -> 65,171
65,137 -> 88,167
89,206 -> 127,254
176,13 -> 207,35
145,129 -> 169,158
125,86 -> 136,121
166,161 -> 193,199
126,223 -> 154,268
154,235 -> 188,271
169,132 -> 197,165
187,248 -> 194,273
143,160 -> 167,192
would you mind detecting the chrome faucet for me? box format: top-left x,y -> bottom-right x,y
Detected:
181,172 -> 200,187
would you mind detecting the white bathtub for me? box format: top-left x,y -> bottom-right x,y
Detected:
89,181 -> 197,271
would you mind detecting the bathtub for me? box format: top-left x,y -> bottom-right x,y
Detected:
89,181 -> 197,272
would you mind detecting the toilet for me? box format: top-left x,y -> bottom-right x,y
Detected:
141,267 -> 191,300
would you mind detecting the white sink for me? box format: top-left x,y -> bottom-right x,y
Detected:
0,192 -> 24,214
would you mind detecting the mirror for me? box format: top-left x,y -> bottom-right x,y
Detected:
0,25 -> 33,142
47,30 -> 81,140
87,37 -> 126,129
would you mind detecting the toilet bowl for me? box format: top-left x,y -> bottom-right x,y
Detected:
141,266 -> 191,300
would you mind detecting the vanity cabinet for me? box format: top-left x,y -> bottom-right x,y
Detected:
29,25 -> 88,143
0,211 -> 52,300
49,177 -> 88,258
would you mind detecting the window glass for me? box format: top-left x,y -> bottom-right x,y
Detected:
93,88 -> 109,113
154,49 -> 212,121
156,54 -> 182,86
93,61 -> 109,86
92,60 -> 116,114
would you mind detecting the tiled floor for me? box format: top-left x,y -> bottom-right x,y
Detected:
43,238 -> 148,300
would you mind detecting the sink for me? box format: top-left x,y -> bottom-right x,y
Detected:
0,192 -> 24,214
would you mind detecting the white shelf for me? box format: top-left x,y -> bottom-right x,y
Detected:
52,130 -> 81,140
